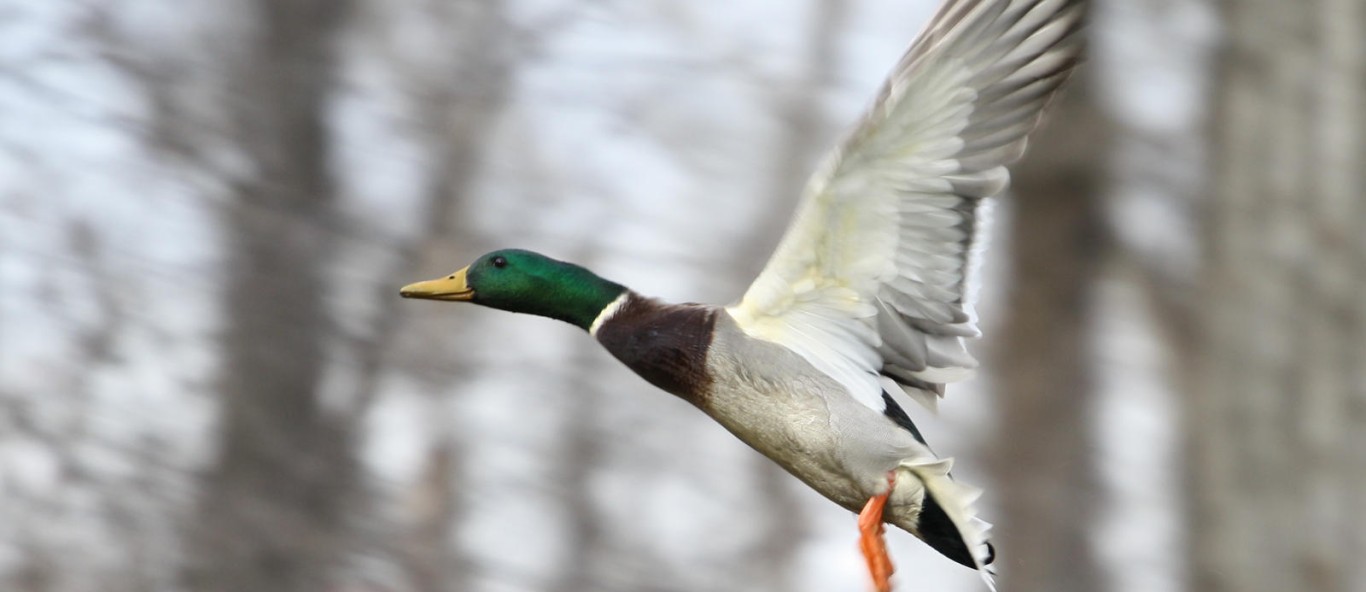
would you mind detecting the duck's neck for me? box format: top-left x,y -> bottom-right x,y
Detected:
528,261 -> 629,331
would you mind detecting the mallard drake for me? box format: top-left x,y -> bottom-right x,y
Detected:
401,1 -> 1082,590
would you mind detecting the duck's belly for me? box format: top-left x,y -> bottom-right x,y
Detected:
698,330 -> 928,531
704,367 -> 866,507
700,368 -> 928,533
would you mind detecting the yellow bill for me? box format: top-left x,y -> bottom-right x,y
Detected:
399,267 -> 475,301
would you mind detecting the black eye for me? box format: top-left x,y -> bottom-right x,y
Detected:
491,256 -> 508,268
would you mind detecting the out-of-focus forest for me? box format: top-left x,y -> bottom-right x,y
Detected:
1,1 -> 1362,592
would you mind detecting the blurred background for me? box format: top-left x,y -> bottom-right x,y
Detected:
1,1 -> 1362,592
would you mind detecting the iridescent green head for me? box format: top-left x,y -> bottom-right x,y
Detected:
400,249 -> 626,330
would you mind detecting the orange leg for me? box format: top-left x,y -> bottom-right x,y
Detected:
858,471 -> 897,592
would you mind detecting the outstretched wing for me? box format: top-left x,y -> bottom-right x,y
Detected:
727,0 -> 1084,411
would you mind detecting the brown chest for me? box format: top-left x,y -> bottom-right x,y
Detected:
593,297 -> 717,406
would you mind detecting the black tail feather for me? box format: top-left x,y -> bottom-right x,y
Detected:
918,489 -> 995,568
881,390 -> 995,570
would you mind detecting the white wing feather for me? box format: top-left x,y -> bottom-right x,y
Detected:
728,0 -> 1084,412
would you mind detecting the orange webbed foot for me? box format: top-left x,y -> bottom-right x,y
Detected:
857,471 -> 897,592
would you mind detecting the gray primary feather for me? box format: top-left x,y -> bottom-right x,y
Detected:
729,0 -> 1085,414
844,0 -> 1085,390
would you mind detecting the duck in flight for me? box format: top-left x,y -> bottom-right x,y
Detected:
401,1 -> 1082,589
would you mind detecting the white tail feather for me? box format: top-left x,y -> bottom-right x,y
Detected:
901,458 -> 997,591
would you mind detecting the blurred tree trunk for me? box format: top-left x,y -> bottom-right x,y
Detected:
183,2 -> 354,592
992,67 -> 1107,592
1188,1 -> 1365,591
